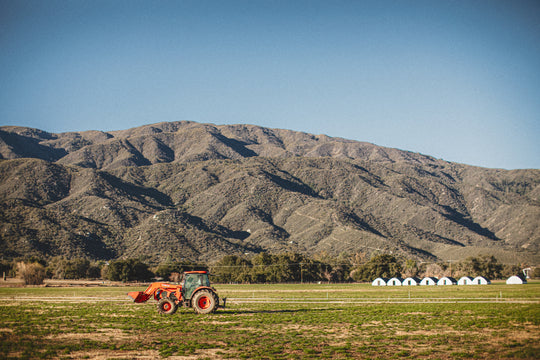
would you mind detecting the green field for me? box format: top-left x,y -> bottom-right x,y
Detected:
1,282 -> 539,359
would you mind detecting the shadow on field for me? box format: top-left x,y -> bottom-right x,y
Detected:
223,308 -> 333,315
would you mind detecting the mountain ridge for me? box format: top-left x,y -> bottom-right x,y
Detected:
0,121 -> 538,264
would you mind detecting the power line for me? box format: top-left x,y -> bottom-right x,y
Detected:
208,262 -> 358,269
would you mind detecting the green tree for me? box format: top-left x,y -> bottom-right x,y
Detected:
401,259 -> 419,278
64,259 -> 91,279
211,255 -> 252,283
282,253 -> 316,283
273,253 -> 294,282
351,254 -> 402,282
458,255 -> 503,279
250,252 -> 274,283
86,262 -> 102,278
104,259 -> 153,282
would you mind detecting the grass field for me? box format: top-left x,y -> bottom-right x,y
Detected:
1,282 -> 539,359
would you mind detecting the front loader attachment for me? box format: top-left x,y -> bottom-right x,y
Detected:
128,272 -> 224,315
128,291 -> 151,303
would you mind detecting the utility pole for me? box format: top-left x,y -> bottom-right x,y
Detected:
448,260 -> 455,277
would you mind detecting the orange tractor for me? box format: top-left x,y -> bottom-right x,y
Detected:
128,270 -> 225,314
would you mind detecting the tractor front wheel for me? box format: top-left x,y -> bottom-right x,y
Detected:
157,298 -> 177,315
192,290 -> 217,314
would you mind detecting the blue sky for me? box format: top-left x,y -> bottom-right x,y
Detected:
1,0 -> 539,169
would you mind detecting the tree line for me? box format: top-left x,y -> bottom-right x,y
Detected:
1,253 -> 534,285
211,253 -> 530,284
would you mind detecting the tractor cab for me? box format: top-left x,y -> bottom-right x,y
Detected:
182,271 -> 211,300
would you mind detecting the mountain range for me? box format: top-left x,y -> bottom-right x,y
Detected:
0,121 -> 538,265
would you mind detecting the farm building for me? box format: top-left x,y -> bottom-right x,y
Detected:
386,277 -> 403,286
372,278 -> 388,286
420,277 -> 438,286
437,277 -> 457,285
458,276 -> 473,285
506,276 -> 527,284
402,277 -> 420,286
472,276 -> 490,285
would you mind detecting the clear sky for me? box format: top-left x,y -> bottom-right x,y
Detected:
1,0 -> 539,169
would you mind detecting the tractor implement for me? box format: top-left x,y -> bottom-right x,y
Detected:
127,271 -> 225,314
127,291 -> 150,303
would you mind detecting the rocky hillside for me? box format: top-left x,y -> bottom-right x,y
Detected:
0,121 -> 538,264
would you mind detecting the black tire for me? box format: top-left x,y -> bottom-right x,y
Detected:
157,298 -> 177,315
192,290 -> 218,314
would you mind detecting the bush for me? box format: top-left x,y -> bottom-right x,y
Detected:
17,262 -> 46,285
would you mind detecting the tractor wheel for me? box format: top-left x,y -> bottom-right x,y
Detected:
157,298 -> 177,315
192,290 -> 217,314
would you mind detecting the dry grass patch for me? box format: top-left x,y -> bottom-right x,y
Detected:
47,328 -> 131,342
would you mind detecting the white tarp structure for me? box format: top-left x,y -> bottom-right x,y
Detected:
437,277 -> 457,285
506,276 -> 527,284
457,276 -> 473,285
420,277 -> 438,286
372,278 -> 388,286
402,277 -> 420,286
386,277 -> 403,286
472,276 -> 490,285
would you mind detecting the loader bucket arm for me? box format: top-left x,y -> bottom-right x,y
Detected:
128,283 -> 168,303
128,291 -> 151,303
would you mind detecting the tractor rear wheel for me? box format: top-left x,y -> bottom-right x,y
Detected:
157,298 -> 177,315
192,290 -> 217,314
